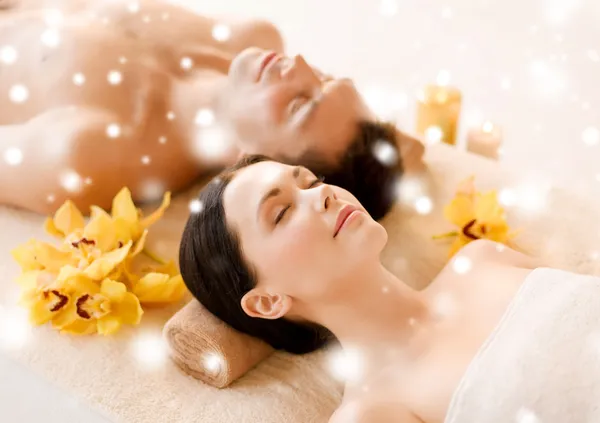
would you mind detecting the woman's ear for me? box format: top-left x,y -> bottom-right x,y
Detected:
241,289 -> 292,320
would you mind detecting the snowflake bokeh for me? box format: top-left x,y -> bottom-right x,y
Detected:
130,332 -> 169,370
0,306 -> 31,351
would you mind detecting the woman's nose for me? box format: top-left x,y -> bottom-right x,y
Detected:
313,184 -> 337,212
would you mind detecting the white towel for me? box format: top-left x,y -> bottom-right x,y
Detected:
445,267 -> 600,423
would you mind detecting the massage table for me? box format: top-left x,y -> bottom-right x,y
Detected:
1,143 -> 599,423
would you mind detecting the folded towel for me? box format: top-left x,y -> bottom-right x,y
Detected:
445,267 -> 600,423
162,300 -> 275,388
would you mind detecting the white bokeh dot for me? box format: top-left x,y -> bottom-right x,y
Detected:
0,307 -> 31,351
142,15 -> 151,23
499,188 -> 517,207
588,49 -> 600,63
84,177 -> 93,185
452,255 -> 472,274
582,127 -> 599,146
40,28 -> 61,48
425,126 -> 443,144
0,45 -> 18,64
194,108 -> 215,127
3,147 -> 23,166
161,12 -> 170,20
127,2 -> 140,13
159,136 -> 167,144
372,140 -> 398,166
415,196 -> 433,215
106,123 -> 122,139
141,155 -> 151,165
47,194 -> 55,203
9,84 -> 29,103
202,352 -> 223,373
140,179 -> 165,202
72,72 -> 86,86
107,70 -> 123,85
166,111 -> 176,121
382,286 -> 390,294
515,407 -> 541,423
180,56 -> 193,70
211,24 -> 231,42
59,169 -> 83,193
119,56 -> 128,64
441,7 -> 453,19
327,347 -> 364,383
501,77 -> 511,90
130,332 -> 168,370
189,199 -> 204,213
436,69 -> 451,86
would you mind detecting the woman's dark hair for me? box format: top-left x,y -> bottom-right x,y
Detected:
179,155 -> 334,355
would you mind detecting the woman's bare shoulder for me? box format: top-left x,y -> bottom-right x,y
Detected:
456,239 -> 546,270
329,397 -> 422,423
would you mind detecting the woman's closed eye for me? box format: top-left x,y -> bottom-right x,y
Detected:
274,177 -> 325,225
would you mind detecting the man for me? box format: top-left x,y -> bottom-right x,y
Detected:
0,0 -> 424,219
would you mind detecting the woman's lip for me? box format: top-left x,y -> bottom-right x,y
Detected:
257,52 -> 278,82
334,205 -> 360,238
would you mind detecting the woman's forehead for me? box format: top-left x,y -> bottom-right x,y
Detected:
223,161 -> 290,218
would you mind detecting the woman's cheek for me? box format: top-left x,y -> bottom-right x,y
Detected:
278,220 -> 321,257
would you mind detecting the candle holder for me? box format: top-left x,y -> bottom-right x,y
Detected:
416,85 -> 462,146
466,121 -> 503,160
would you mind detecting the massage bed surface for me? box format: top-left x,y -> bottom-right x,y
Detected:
1,143 -> 598,423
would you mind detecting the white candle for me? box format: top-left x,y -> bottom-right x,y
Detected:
466,121 -> 503,160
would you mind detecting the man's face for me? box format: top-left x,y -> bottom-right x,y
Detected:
223,47 -> 374,164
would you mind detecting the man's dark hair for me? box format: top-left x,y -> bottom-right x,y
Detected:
292,120 -> 403,221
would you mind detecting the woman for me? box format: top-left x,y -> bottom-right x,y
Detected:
0,0 -> 424,218
180,155 -> 600,423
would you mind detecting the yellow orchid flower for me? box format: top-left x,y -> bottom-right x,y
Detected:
11,239 -> 45,271
133,273 -> 186,305
11,239 -> 79,273
58,278 -> 143,336
12,186 -> 183,337
43,200 -> 85,239
434,176 -> 517,257
19,271 -> 72,326
111,187 -> 171,244
82,240 -> 132,280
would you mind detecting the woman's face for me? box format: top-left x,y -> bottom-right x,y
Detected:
224,48 -> 374,163
223,161 -> 388,306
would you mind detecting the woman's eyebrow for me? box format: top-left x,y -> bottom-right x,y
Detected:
255,167 -> 304,220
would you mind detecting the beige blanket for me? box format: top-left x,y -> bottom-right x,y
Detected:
1,143 -> 599,423
445,267 -> 600,423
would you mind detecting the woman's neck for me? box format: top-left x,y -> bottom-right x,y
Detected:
301,263 -> 433,382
